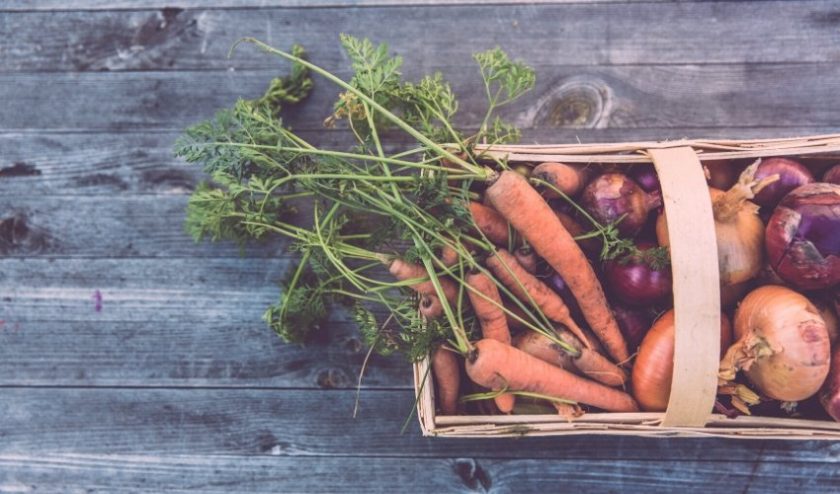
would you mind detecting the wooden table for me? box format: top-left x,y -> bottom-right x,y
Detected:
1,1 -> 839,491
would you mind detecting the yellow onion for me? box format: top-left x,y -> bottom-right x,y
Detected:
657,160 -> 778,287
632,309 -> 732,412
719,285 -> 830,402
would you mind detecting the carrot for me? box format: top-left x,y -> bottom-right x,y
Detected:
504,300 -> 529,331
465,339 -> 639,412
514,246 -> 538,274
516,330 -> 628,388
431,346 -> 460,415
486,171 -> 629,363
554,402 -> 584,420
440,245 -> 459,267
486,249 -> 591,349
469,201 -> 510,246
465,271 -> 515,413
388,258 -> 457,319
532,162 -> 589,198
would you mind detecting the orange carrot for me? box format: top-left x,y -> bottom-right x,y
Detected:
516,330 -> 628,388
431,346 -> 460,415
469,201 -> 510,246
533,162 -> 589,198
440,245 -> 459,267
465,271 -> 515,413
465,339 -> 639,412
486,171 -> 629,363
486,249 -> 591,349
388,259 -> 457,319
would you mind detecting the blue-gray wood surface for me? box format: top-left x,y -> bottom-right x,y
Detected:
2,1 -> 840,492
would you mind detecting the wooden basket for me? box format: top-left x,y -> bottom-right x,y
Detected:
415,134 -> 840,439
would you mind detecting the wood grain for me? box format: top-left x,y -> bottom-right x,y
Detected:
5,64 -> 840,132
1,453 -> 838,493
0,320 -> 409,388
1,388 -> 839,463
7,129 -> 840,197
3,2 -> 840,72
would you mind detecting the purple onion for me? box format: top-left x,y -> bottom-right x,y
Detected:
821,346 -> 840,422
611,304 -> 653,351
629,165 -> 661,193
823,164 -> 840,185
602,243 -> 672,307
546,272 -> 585,323
581,173 -> 662,238
753,157 -> 815,209
765,183 -> 840,290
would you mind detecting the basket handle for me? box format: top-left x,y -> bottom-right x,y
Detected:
648,146 -> 721,427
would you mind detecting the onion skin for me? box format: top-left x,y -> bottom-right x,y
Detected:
752,157 -> 815,209
721,285 -> 830,402
632,310 -> 732,412
612,304 -> 653,351
820,346 -> 840,422
602,244 -> 672,307
704,159 -> 739,190
581,173 -> 662,237
630,165 -> 661,193
813,296 -> 839,345
823,164 -> 840,185
765,183 -> 840,291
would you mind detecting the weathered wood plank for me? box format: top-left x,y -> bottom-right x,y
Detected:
0,196 -> 292,257
7,128 -> 840,196
3,2 -> 840,72
5,64 -> 840,132
0,453 -> 838,493
1,388 -> 840,464
1,0 -> 673,11
0,319 -> 408,388
0,258 -> 290,322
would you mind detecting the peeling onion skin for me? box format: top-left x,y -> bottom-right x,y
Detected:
723,285 -> 830,402
765,183 -> 840,291
752,157 -> 815,209
581,173 -> 662,238
820,346 -> 840,422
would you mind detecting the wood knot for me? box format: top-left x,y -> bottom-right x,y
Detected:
0,213 -> 52,255
316,368 -> 351,389
528,77 -> 613,129
453,458 -> 492,492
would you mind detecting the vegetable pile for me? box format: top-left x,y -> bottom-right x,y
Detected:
177,36 -> 840,422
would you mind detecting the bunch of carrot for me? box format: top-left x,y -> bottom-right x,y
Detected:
178,35 -> 840,423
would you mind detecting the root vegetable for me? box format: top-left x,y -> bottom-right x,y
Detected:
465,338 -> 639,412
581,173 -> 662,237
752,157 -> 815,209
486,171 -> 629,363
602,243 -> 672,307
469,201 -> 510,246
720,285 -> 830,402
432,346 -> 461,415
532,161 -> 590,198
515,330 -> 628,387
633,310 -> 732,412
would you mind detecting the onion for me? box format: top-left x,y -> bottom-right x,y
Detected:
813,296 -> 839,345
632,310 -> 732,411
719,285 -> 830,402
552,209 -> 600,258
612,304 -> 653,351
822,164 -> 840,185
656,160 -> 778,287
751,157 -> 815,209
602,243 -> 672,307
581,173 -> 662,237
704,159 -> 740,190
546,271 -> 585,324
820,346 -> 840,422
765,183 -> 840,291
629,165 -> 660,193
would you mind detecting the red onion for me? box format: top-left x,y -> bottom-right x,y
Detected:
765,183 -> 840,290
611,304 -> 653,351
602,243 -> 672,307
629,165 -> 660,193
752,157 -> 815,209
546,271 -> 585,324
823,164 -> 840,185
821,346 -> 840,421
581,173 -> 662,237
704,159 -> 740,190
